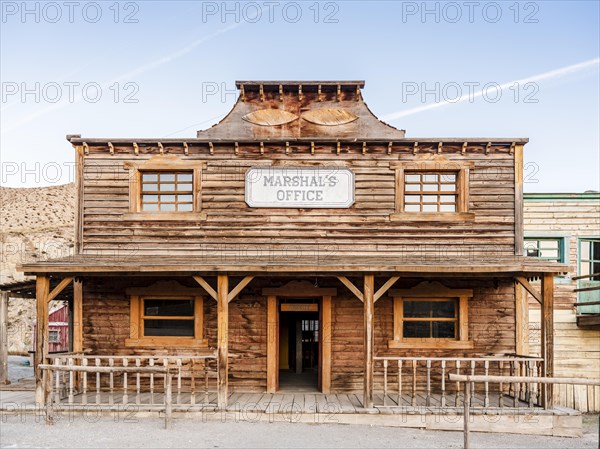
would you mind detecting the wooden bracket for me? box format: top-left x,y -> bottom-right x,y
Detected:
48,277 -> 74,302
437,142 -> 443,154
298,84 -> 303,101
234,142 -> 239,156
133,142 -> 139,156
260,142 -> 265,155
158,142 -> 164,155
337,84 -> 341,101
285,142 -> 290,154
374,276 -> 400,303
509,142 -> 516,155
337,141 -> 341,155
240,84 -> 245,102
362,142 -> 367,155
83,142 -> 89,156
183,142 -> 189,156
228,276 -> 255,302
486,142 -> 492,155
356,85 -> 361,100
279,84 -> 283,102
515,276 -> 542,304
337,276 -> 364,302
311,142 -> 315,155
193,276 -> 217,301
462,142 -> 467,155
318,85 -> 322,101
413,142 -> 419,155
388,142 -> 393,155
108,142 -> 114,155
259,84 -> 264,102
209,142 -> 214,155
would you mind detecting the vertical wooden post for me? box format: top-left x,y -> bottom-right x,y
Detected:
295,319 -> 302,374
0,291 -> 9,385
541,273 -> 554,409
515,282 -> 529,356
463,380 -> 471,449
217,274 -> 229,409
74,145 -> 84,254
266,295 -> 277,393
321,295 -> 332,394
35,275 -> 50,406
73,279 -> 83,353
514,144 -> 524,256
363,274 -> 375,409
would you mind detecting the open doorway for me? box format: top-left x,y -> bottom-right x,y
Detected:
278,302 -> 319,391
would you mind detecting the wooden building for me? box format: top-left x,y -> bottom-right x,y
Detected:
523,192 -> 600,412
17,81 -> 574,429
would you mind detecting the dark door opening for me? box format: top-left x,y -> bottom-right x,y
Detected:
278,305 -> 319,391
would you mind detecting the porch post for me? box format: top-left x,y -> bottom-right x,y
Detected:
515,282 -> 529,356
541,273 -> 554,409
35,275 -> 50,406
73,279 -> 83,353
363,274 -> 374,408
266,295 -> 277,393
0,291 -> 9,385
217,274 -> 229,409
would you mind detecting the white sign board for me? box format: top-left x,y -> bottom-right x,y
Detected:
245,167 -> 355,208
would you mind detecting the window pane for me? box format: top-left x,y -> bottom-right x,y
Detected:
161,184 -> 176,192
405,174 -> 420,182
178,173 -> 193,182
440,184 -> 456,192
440,204 -> 456,212
178,195 -> 193,203
177,183 -> 193,192
423,195 -> 438,203
540,249 -> 559,259
423,204 -> 438,212
581,263 -> 590,276
178,203 -> 193,212
405,195 -> 421,203
432,322 -> 455,338
403,321 -> 430,338
432,301 -> 455,318
143,184 -> 158,191
440,195 -> 456,203
581,242 -> 590,260
144,299 -> 194,316
159,204 -> 176,211
160,195 -> 176,203
592,241 -> 600,260
540,240 -> 558,249
423,184 -> 438,192
405,184 -> 420,191
144,320 -> 194,337
423,174 -> 438,182
160,173 -> 176,182
405,204 -> 420,212
142,195 -> 158,203
440,173 -> 456,182
142,203 -> 158,211
404,301 -> 432,318
142,174 -> 158,182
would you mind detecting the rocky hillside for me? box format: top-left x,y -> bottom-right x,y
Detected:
1,183 -> 75,353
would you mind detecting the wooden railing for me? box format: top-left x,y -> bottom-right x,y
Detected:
374,356 -> 544,408
44,353 -> 217,410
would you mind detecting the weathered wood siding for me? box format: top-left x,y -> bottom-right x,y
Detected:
80,146 -> 517,260
524,196 -> 600,412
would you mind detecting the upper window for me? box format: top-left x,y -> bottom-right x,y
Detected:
140,171 -> 194,212
404,172 -> 458,212
579,239 -> 600,281
48,330 -> 60,343
524,238 -> 564,263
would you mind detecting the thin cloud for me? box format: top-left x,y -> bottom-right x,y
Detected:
1,23 -> 240,135
381,58 -> 600,121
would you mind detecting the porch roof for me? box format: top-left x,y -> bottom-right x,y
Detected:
18,254 -> 569,277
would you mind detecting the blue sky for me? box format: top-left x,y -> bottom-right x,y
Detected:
1,0 -> 599,191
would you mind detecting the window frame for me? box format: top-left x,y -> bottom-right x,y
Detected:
48,329 -> 61,343
579,238 -> 600,281
124,156 -> 206,221
390,160 -> 474,221
388,282 -> 473,349
125,281 -> 207,348
524,237 -> 565,263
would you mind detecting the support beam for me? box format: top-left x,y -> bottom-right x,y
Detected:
515,282 -> 529,356
363,274 -> 374,409
337,276 -> 363,302
541,273 -> 554,409
515,276 -> 542,304
374,276 -> 400,303
321,295 -> 332,394
35,275 -> 50,406
217,274 -> 229,409
0,291 -> 9,385
266,295 -> 277,393
193,275 -> 217,301
48,276 -> 74,302
73,279 -> 83,353
514,144 -> 524,255
228,276 -> 255,302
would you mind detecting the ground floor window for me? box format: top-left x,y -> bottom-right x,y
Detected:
524,237 -> 564,263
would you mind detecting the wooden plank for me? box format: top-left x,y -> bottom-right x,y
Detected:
337,276 -> 363,302
515,282 -> 529,356
321,295 -> 332,394
217,274 -> 228,409
75,145 -> 84,253
542,273 -> 554,409
73,279 -> 83,353
363,274 -> 374,409
266,295 -> 277,393
35,276 -> 50,406
193,276 -> 217,301
47,277 -> 74,302
0,292 -> 8,385
514,144 -> 524,255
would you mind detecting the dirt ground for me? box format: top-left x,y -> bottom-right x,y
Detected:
0,413 -> 597,448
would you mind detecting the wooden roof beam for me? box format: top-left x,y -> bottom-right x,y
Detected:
47,276 -> 74,302
374,276 -> 400,303
193,275 -> 217,301
228,276 -> 255,302
337,276 -> 364,302
515,276 -> 542,304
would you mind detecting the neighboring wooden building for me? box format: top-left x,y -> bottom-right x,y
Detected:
524,192 -> 600,412
18,81 -> 571,426
33,303 -> 70,354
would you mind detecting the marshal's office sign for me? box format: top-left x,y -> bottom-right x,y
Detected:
245,167 -> 355,208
